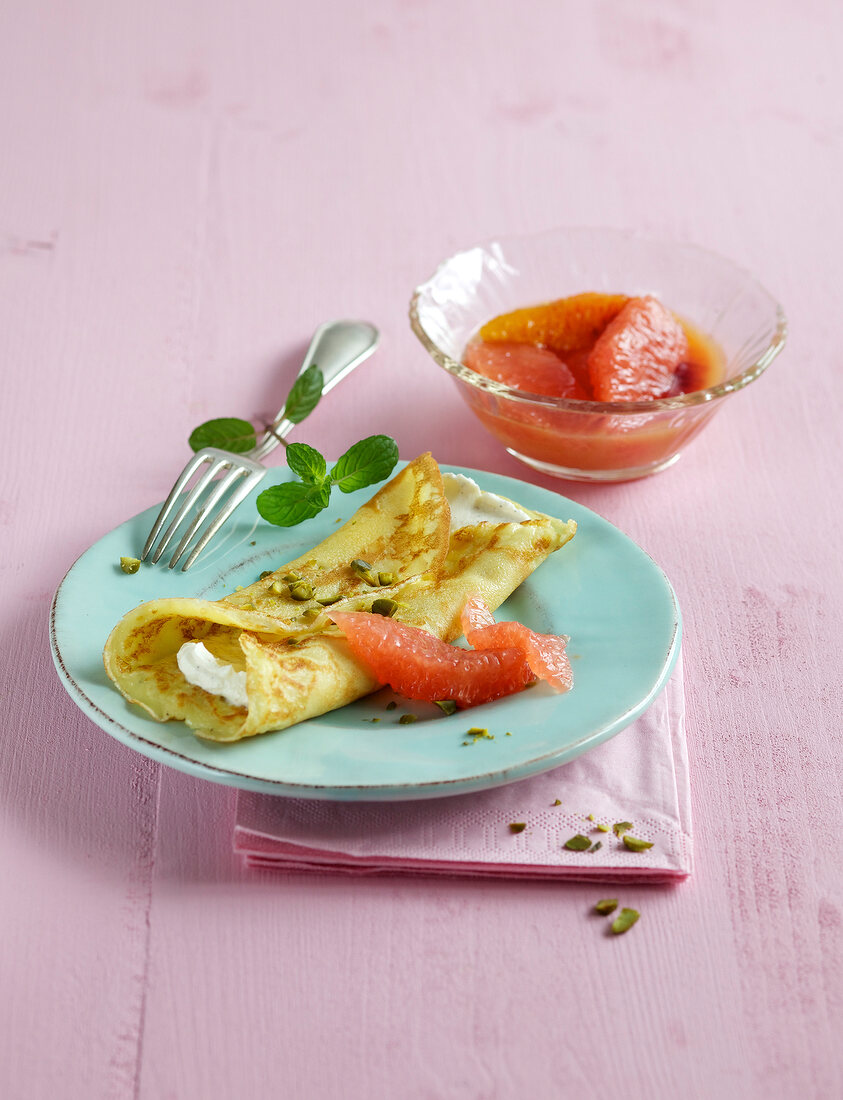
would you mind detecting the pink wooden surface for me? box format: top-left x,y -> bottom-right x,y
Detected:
1,1 -> 841,1096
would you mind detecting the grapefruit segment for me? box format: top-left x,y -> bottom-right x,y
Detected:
587,295 -> 689,402
459,595 -> 496,634
463,341 -> 589,400
330,611 -> 532,708
460,595 -> 573,693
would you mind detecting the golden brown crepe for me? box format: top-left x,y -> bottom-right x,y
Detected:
103,454 -> 576,741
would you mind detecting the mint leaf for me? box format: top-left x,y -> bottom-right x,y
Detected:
330,435 -> 399,494
256,481 -> 331,527
286,442 -> 327,484
188,417 -> 257,454
283,364 -> 324,425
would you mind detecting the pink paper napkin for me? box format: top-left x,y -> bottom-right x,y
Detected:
233,659 -> 691,882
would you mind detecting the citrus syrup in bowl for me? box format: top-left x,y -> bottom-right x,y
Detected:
459,292 -> 727,481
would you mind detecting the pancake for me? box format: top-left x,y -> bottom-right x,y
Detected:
103,454 -> 576,741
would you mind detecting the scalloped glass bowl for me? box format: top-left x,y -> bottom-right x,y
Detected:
409,227 -> 786,481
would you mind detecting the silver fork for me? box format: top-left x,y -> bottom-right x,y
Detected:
141,319 -> 380,571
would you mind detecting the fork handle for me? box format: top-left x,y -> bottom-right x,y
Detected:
250,319 -> 380,461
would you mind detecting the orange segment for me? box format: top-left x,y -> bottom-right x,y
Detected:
479,292 -> 629,354
463,340 -> 589,399
587,295 -> 689,402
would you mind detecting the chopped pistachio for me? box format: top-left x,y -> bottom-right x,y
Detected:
378,571 -> 398,586
289,581 -> 314,601
586,813 -> 595,822
259,570 -> 273,580
505,731 -> 512,736
612,821 -> 634,837
398,713 -> 418,724
362,717 -> 381,723
316,593 -> 342,606
465,729 -> 494,741
271,580 -> 286,595
434,700 -> 458,716
611,908 -> 640,935
250,540 -> 256,546
285,638 -> 302,647
564,834 -> 592,851
385,701 -> 398,711
371,597 -> 399,617
588,841 -> 603,853
282,572 -> 301,583
304,559 -> 318,568
120,556 -> 141,574
508,823 -> 527,834
594,898 -> 618,915
350,559 -> 379,585
552,799 -> 562,807
596,823 -> 610,833
622,835 -> 654,852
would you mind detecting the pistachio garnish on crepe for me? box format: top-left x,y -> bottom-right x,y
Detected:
103,454 -> 576,742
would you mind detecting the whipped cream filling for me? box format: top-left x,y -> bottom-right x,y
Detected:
442,473 -> 530,529
177,475 -> 528,705
176,641 -> 248,709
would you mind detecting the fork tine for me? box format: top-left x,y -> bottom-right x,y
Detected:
148,456 -> 228,564
166,465 -> 247,570
141,451 -> 215,561
176,470 -> 265,572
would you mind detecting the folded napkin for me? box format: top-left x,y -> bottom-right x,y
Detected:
233,658 -> 691,882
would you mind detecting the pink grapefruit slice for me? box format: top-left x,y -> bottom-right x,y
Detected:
460,595 -> 573,692
330,611 -> 533,708
463,341 -> 588,400
587,295 -> 689,402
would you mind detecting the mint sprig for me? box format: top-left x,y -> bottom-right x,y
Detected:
257,435 -> 399,528
187,366 -> 397,531
187,364 -> 325,453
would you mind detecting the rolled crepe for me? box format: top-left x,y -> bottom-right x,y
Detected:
103,454 -> 576,741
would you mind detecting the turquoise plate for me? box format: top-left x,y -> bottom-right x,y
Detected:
50,464 -> 680,801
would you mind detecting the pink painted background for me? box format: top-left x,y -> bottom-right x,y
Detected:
2,1 -> 842,1096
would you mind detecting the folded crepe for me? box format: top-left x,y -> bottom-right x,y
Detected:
103,454 -> 576,741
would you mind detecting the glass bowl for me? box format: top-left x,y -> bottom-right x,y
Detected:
409,227 -> 786,481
